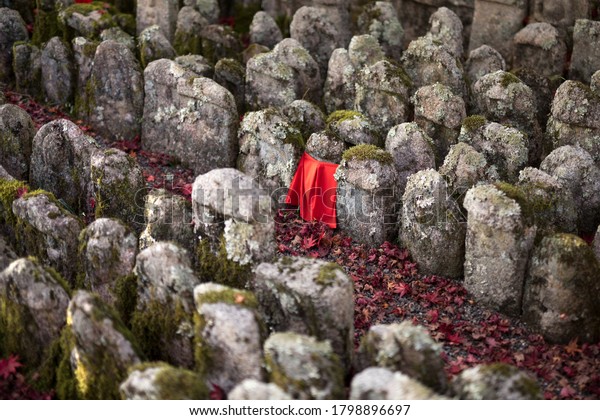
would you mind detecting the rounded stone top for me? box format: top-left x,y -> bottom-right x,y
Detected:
463,184 -> 523,230
513,22 -> 561,50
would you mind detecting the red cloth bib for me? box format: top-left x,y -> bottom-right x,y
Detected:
285,152 -> 338,228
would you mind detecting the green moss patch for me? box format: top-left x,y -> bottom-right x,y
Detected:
494,182 -> 554,227
126,362 -> 208,399
342,144 -> 393,165
462,115 -> 487,132
131,297 -> 188,364
499,72 -> 522,88
196,237 -> 253,290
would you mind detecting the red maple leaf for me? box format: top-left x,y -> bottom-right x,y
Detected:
301,236 -> 317,250
0,355 -> 22,379
393,282 -> 411,297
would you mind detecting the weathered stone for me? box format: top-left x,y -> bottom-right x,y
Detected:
229,379 -> 292,400
453,363 -> 542,399
355,60 -> 412,136
385,122 -> 435,196
357,1 -> 403,61
512,23 -> 567,78
463,184 -> 536,316
88,40 -> 144,140
100,27 -> 136,51
458,119 -> 528,183
413,83 -> 466,165
264,332 -> 344,400
12,42 -> 41,97
531,0 -> 590,30
517,167 -> 578,235
214,58 -> 245,114
139,25 -> 176,68
137,0 -> 179,43
139,189 -> 195,253
175,54 -> 213,77
335,145 -> 397,247
439,142 -> 489,200
0,104 -> 35,181
281,99 -> 325,140
472,70 -> 542,165
254,256 -> 354,367
41,37 -> 75,106
570,19 -> 600,84
194,282 -> 265,392
173,6 -> 207,56
187,0 -> 220,23
59,291 -> 142,399
71,37 -> 97,119
511,67 -> 554,130
539,145 -> 600,233
133,242 -> 201,368
246,38 -> 322,110
200,24 -> 243,64
249,11 -> 282,49
79,218 -> 137,306
238,108 -> 304,194
192,168 -> 275,267
30,119 -> 99,214
348,34 -> 385,70
401,35 -> 466,99
0,92 -> 5,105
305,131 -> 347,163
0,236 -> 17,271
323,48 -> 355,113
290,6 -> 344,76
468,0 -> 527,62
0,257 -> 70,367
0,8 -> 28,83
326,110 -> 379,146
350,367 -> 445,400
546,80 -> 600,165
356,321 -> 448,394
91,148 -> 146,230
120,362 -> 208,400
465,44 -> 506,85
523,233 -> 600,344
12,191 -> 83,284
142,59 -> 238,174
401,170 -> 466,279
428,6 -> 464,59
58,2 -> 121,41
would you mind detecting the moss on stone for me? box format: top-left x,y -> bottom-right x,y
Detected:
54,326 -> 79,399
494,182 -> 553,227
26,256 -> 72,297
196,237 -> 253,290
500,72 -> 521,88
540,233 -> 597,268
0,294 -> 38,365
193,311 -> 212,378
32,8 -> 60,46
462,115 -> 487,132
195,288 -> 258,309
131,296 -> 188,364
326,110 -> 362,125
0,178 -> 27,228
113,273 -> 138,328
342,144 -> 393,165
126,362 -> 209,399
315,263 -> 342,287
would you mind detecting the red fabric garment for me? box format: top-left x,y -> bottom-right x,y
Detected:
285,152 -> 339,228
